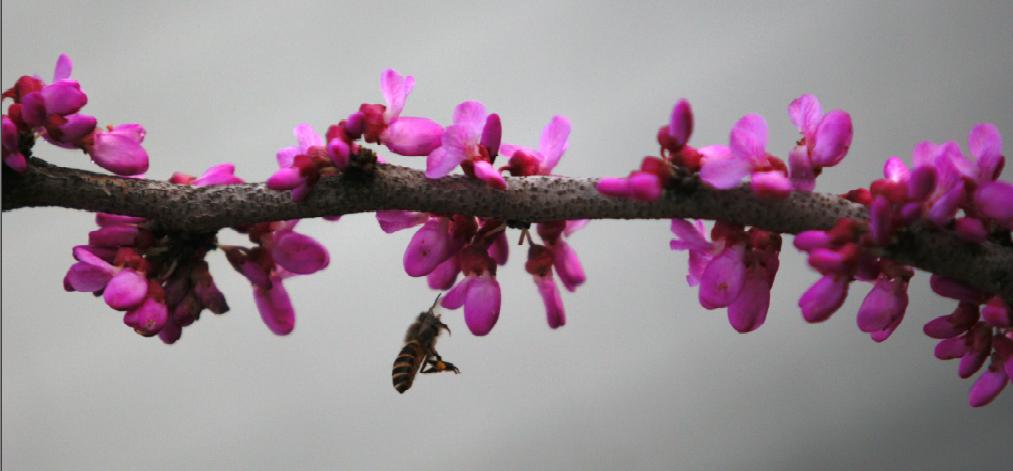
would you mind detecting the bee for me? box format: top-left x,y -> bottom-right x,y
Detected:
392,295 -> 460,394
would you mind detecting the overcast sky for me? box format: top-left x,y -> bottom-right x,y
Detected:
3,1 -> 1011,470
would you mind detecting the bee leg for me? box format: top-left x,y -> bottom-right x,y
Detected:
421,354 -> 460,374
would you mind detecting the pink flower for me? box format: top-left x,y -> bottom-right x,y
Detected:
2,115 -> 27,172
426,101 -> 505,188
88,123 -> 150,176
225,220 -> 329,335
699,114 -> 791,197
787,94 -> 853,191
856,275 -> 909,342
671,221 -> 781,333
500,115 -> 572,176
440,245 -> 502,336
268,124 -> 349,201
376,69 -> 443,156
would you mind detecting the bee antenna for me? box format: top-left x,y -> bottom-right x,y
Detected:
429,294 -> 442,312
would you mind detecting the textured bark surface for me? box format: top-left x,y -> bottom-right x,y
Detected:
4,158 -> 1012,303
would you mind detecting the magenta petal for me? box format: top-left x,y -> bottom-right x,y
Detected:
668,99 -> 694,149
52,113 -> 97,145
276,146 -> 298,168
883,156 -> 910,182
552,241 -> 586,292
272,231 -> 329,275
670,219 -> 709,251
488,230 -> 509,265
729,113 -> 767,162
535,275 -> 566,329
596,177 -> 631,197
158,319 -> 182,344
926,182 -> 964,226
124,297 -> 168,336
20,93 -> 46,127
856,278 -> 908,333
869,195 -> 893,245
380,69 -> 414,122
403,218 -> 452,277
700,154 -> 751,190
472,160 -> 507,189
698,244 -> 747,309
935,337 -> 969,360
974,181 -> 1013,224
103,269 -> 149,310
538,115 -> 571,172
788,94 -> 822,135
686,248 -> 713,287
954,217 -> 988,243
293,123 -> 322,153
425,127 -> 471,178
799,275 -> 849,323
53,53 -> 73,81
328,139 -> 350,169
810,110 -> 852,167
194,163 -> 244,187
930,275 -> 985,303
90,132 -> 149,176
564,219 -> 588,237
381,117 -> 444,156
727,272 -> 770,333
441,276 -> 473,309
788,146 -> 816,192
907,165 -> 937,201
626,172 -> 661,201
968,368 -> 1008,407
794,230 -> 832,251
254,277 -> 295,335
3,153 -> 27,172
981,298 -> 1012,327
266,167 -> 302,191
65,261 -> 114,292
376,210 -> 428,233
750,171 -> 791,198
481,113 -> 502,158
464,275 -> 500,336
40,81 -> 87,115
968,123 -> 1002,176
452,101 -> 487,134
427,256 -> 461,290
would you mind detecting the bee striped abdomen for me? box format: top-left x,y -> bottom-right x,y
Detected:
392,341 -> 425,393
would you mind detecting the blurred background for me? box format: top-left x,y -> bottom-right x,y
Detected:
2,1 -> 1011,469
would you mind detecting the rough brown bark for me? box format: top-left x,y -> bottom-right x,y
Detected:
4,158 -> 1012,304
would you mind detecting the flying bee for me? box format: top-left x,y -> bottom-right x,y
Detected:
392,295 -> 460,394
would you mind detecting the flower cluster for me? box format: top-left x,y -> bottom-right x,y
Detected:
222,219 -> 329,335
63,207 -> 228,343
264,68 -> 586,335
63,162 -> 332,342
925,275 -> 1011,407
865,123 -> 1010,246
670,220 -> 782,333
2,54 -> 149,175
598,95 -> 852,200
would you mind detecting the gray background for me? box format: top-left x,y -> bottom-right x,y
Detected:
3,1 -> 1011,469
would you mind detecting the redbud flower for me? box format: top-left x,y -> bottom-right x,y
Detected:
500,115 -> 572,176
426,101 -> 505,188
375,69 -> 444,156
787,94 -> 853,191
88,123 -> 149,176
699,114 -> 791,198
1,114 -> 27,172
441,246 -> 501,336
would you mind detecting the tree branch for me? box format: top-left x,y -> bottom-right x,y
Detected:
4,157 -> 1012,303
